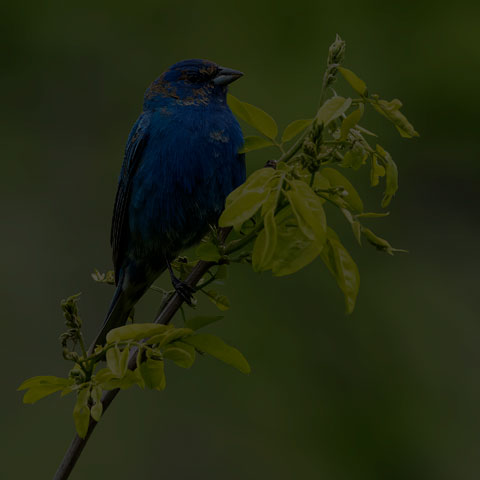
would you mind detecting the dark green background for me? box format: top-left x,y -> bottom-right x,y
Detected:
3,1 -> 479,478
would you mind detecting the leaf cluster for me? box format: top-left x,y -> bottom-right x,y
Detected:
18,296 -> 249,438
215,35 -> 417,312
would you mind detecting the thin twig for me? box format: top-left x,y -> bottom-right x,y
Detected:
52,230 -> 230,480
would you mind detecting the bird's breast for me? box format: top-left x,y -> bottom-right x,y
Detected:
127,104 -> 245,257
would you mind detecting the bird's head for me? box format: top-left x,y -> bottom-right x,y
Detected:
144,59 -> 243,108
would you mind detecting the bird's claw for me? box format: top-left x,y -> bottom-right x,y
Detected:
172,278 -> 196,306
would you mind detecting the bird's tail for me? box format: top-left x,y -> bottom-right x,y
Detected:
88,258 -> 169,353
88,277 -> 151,354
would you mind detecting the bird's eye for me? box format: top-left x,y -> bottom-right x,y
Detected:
190,73 -> 207,83
186,72 -> 203,83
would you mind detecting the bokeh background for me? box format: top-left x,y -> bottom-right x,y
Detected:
3,1 -> 480,478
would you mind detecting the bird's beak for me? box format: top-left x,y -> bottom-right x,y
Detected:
213,66 -> 244,86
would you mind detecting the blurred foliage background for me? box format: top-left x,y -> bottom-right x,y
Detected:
3,1 -> 480,478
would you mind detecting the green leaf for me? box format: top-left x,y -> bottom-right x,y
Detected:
281,119 -> 312,143
91,384 -> 102,401
370,97 -> 419,138
163,341 -> 196,368
340,105 -> 364,141
252,210 -> 277,271
219,168 -> 278,228
22,385 -> 66,404
171,258 -> 197,280
185,315 -> 223,331
320,229 -> 360,314
73,387 -> 91,439
240,103 -> 278,140
341,208 -> 362,245
341,147 -> 367,170
239,136 -> 274,153
295,168 -> 330,196
195,241 -> 221,262
100,370 -> 141,390
261,174 -> 284,216
138,359 -> 166,390
104,345 -> 130,379
143,333 -> 169,346
184,334 -> 250,374
93,368 -> 115,384
203,290 -> 230,311
267,207 -> 322,276
227,94 -> 278,139
90,385 -> 103,422
351,220 -> 362,245
119,346 -> 130,376
362,227 -> 407,255
375,145 -> 398,207
18,375 -> 70,391
370,155 -> 386,187
227,93 -> 249,119
106,346 -> 123,377
338,67 -> 368,96
19,376 -> 71,404
320,167 -> 364,212
317,96 -> 352,126
286,180 -> 327,249
156,327 -> 195,347
61,385 -> 75,397
106,323 -> 171,343
90,402 -> 102,422
311,169 -> 331,194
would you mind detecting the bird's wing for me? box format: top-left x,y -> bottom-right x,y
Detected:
111,112 -> 151,283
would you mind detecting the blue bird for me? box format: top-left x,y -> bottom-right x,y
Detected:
91,59 -> 245,348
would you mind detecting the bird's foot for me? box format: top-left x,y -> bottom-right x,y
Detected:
171,277 -> 196,306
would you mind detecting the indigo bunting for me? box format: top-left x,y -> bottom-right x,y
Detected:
92,59 -> 245,348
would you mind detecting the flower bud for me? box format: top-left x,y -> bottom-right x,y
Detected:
328,34 -> 346,66
303,141 -> 316,157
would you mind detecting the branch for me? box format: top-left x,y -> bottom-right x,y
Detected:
52,232 -> 228,480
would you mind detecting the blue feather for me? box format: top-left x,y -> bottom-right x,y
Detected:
91,59 -> 245,348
